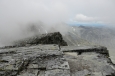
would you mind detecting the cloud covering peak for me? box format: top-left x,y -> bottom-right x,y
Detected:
0,0 -> 115,46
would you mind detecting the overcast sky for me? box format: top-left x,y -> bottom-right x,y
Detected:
0,0 -> 115,25
0,0 -> 115,46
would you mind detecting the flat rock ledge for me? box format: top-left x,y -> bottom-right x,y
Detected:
0,44 -> 115,76
0,45 -> 70,76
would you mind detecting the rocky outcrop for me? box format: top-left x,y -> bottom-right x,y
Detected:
13,32 -> 67,47
0,44 -> 115,76
61,45 -> 109,57
0,32 -> 115,76
62,46 -> 115,76
0,45 -> 70,76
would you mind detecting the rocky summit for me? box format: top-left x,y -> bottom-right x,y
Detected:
0,32 -> 115,76
13,32 -> 67,47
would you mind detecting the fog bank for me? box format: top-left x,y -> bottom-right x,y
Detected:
0,0 -> 115,46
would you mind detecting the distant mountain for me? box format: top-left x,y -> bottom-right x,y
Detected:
68,25 -> 115,48
12,23 -> 115,48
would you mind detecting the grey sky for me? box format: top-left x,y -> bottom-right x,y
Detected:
0,0 -> 115,25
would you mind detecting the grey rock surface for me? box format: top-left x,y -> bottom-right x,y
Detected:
64,52 -> 115,76
0,44 -> 70,76
0,44 -> 114,76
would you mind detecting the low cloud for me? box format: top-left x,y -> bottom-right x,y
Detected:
0,0 -> 70,46
74,14 -> 98,22
0,0 -> 115,46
